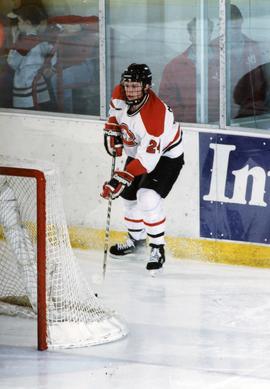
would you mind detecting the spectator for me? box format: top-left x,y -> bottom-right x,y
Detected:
7,4 -> 55,110
159,4 -> 264,124
228,4 -> 266,119
7,0 -> 47,43
233,63 -> 268,119
47,15 -> 99,114
159,17 -> 219,123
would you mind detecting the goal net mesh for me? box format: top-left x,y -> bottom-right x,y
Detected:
0,156 -> 127,349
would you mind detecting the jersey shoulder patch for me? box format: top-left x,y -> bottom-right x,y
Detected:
140,90 -> 166,137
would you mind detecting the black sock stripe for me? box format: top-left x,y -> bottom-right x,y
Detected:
128,228 -> 144,232
147,232 -> 165,238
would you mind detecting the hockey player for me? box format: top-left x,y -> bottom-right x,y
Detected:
100,63 -> 184,271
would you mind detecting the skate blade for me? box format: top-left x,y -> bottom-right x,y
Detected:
109,253 -> 135,259
148,267 -> 163,277
110,252 -> 145,260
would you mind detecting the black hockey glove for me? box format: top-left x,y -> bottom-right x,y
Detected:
101,170 -> 134,200
104,125 -> 123,157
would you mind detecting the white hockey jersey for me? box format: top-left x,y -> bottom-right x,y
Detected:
7,33 -> 55,108
107,84 -> 184,176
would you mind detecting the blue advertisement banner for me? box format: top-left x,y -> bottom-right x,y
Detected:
200,133 -> 270,244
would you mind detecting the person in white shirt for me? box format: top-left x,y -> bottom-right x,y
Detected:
7,4 -> 55,110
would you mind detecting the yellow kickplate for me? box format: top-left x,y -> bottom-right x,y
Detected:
68,227 -> 270,268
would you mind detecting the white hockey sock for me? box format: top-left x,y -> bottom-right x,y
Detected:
137,188 -> 165,245
123,199 -> 146,241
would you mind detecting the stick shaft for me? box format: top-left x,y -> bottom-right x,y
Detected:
103,155 -> 116,279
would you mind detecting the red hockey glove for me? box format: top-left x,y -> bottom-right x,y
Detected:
104,124 -> 123,157
101,170 -> 134,200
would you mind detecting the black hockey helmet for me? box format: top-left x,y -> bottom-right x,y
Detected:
122,63 -> 152,86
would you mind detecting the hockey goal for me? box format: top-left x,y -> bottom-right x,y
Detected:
0,155 -> 127,350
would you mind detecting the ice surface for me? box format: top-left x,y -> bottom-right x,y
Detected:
1,249 -> 270,389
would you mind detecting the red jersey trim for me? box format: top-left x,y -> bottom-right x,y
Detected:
111,84 -> 126,101
140,90 -> 166,137
163,126 -> 181,152
105,116 -> 119,129
107,116 -> 119,124
125,159 -> 147,176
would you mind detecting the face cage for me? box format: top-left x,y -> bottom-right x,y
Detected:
123,79 -> 147,106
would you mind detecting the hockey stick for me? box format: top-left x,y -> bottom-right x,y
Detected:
102,154 -> 116,279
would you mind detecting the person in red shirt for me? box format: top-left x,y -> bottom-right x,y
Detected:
159,17 -> 218,123
159,4 -> 265,124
